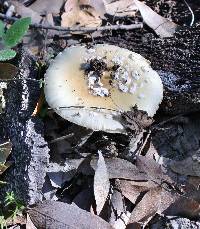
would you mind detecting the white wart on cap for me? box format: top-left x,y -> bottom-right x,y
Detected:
44,44 -> 163,133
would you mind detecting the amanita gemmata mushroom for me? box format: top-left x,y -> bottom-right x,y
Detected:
44,44 -> 163,133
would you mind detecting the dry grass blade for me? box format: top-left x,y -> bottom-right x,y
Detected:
94,151 -> 110,215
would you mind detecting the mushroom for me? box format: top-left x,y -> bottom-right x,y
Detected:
44,44 -> 163,133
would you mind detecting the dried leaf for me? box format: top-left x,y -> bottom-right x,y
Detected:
128,187 -> 162,225
109,189 -> 130,229
134,0 -> 177,38
120,180 -> 150,204
90,157 -> 148,180
0,162 -> 11,175
28,201 -> 113,229
29,0 -> 65,15
61,0 -> 102,28
164,195 -> 200,218
0,141 -> 12,175
105,0 -> 137,17
0,63 -> 18,80
0,141 -> 12,164
83,0 -> 106,18
94,151 -> 110,215
136,155 -> 173,185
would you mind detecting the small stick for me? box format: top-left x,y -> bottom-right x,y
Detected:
0,13 -> 143,33
50,133 -> 74,144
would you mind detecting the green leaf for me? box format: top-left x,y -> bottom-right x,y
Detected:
3,17 -> 31,48
0,20 -> 4,38
0,49 -> 16,61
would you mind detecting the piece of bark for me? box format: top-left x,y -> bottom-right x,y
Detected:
0,48 -> 49,204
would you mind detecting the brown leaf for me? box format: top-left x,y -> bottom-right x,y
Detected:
119,180 -> 150,204
83,0 -> 106,18
94,151 -> 110,215
105,0 -> 137,17
61,0 -> 102,28
164,195 -> 200,218
29,0 -> 65,15
0,63 -> 18,80
128,187 -> 162,224
136,155 -> 173,185
0,141 -> 12,164
91,157 -> 148,180
134,0 -> 178,38
28,200 -> 113,229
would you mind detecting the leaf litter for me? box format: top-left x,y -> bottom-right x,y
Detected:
0,0 -> 200,228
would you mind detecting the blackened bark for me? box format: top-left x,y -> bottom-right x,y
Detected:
0,48 -> 49,204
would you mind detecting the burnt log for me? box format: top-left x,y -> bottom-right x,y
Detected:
0,49 -> 49,204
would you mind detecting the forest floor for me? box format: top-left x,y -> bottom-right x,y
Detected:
0,0 -> 200,228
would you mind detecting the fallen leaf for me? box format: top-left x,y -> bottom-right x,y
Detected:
164,195 -> 200,218
109,189 -> 130,229
94,151 -> 110,215
134,0 -> 178,38
0,63 -> 18,80
28,200 -> 113,229
136,155 -> 173,185
0,141 -> 12,174
84,0 -> 106,18
128,187 -> 162,225
119,180 -> 150,204
0,141 -> 12,164
29,0 -> 65,15
61,0 -> 102,28
105,0 -> 137,17
90,157 -> 148,180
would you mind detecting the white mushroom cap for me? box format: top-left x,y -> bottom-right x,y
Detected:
44,44 -> 163,133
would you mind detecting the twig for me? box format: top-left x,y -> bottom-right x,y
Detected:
0,13 -> 143,33
50,133 -> 74,144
